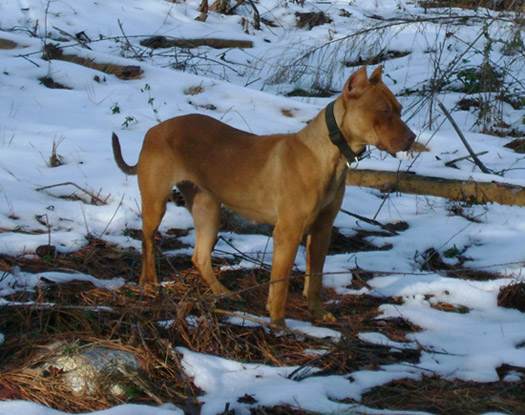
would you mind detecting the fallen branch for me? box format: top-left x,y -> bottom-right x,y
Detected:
438,101 -> 492,174
346,169 -> 525,206
139,36 -> 253,49
42,43 -> 142,80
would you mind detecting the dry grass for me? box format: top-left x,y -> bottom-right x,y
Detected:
420,247 -> 504,280
0,228 -> 518,413
361,376 -> 525,414
0,234 -> 421,413
498,281 -> 525,311
419,0 -> 523,11
0,274 -> 420,412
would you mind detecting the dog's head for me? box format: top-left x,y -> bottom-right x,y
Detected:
339,66 -> 416,155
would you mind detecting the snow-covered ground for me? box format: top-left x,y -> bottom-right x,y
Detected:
0,0 -> 524,414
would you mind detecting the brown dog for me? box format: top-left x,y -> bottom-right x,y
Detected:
112,66 -> 415,326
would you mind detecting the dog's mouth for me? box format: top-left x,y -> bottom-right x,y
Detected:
378,139 -> 413,157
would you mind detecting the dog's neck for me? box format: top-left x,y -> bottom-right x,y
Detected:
297,97 -> 365,168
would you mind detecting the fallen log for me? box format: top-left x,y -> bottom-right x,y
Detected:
42,43 -> 142,80
140,35 -> 253,49
346,169 -> 525,206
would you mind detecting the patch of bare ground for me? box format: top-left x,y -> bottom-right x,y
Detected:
498,281 -> 525,312
421,247 -> 504,280
360,376 -> 525,414
0,38 -> 18,49
0,219 -> 422,412
250,406 -> 313,415
0,230 -> 201,283
0,300 -> 199,411
0,256 -> 421,412
345,50 -> 411,67
419,0 -> 523,11
505,138 -> 525,153
328,228 -> 393,254
295,11 -> 332,30
38,76 -> 71,90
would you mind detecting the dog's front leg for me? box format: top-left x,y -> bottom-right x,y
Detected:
267,222 -> 304,327
304,184 -> 344,322
304,226 -> 336,323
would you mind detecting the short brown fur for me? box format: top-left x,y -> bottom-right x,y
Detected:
112,66 -> 415,326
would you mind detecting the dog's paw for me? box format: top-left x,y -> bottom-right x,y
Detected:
269,318 -> 287,334
310,306 -> 336,324
140,282 -> 160,298
321,311 -> 336,323
211,283 -> 232,296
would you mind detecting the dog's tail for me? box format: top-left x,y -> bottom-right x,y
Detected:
112,133 -> 138,175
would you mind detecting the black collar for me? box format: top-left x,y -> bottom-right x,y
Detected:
325,100 -> 365,165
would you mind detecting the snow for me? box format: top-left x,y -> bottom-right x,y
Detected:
371,275 -> 525,382
224,311 -> 342,340
179,347 -> 421,415
0,401 -> 182,415
0,0 -> 524,414
0,269 -> 124,298
358,332 -> 417,351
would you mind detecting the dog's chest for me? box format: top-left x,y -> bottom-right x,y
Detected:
320,161 -> 346,207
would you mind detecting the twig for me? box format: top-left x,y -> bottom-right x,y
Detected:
437,101 -> 492,174
293,14 -> 512,66
99,193 -> 125,237
444,151 -> 489,168
35,181 -> 109,205
19,54 -> 40,67
117,19 -> 143,60
339,208 -> 398,235
52,26 -> 92,50
247,0 -> 261,30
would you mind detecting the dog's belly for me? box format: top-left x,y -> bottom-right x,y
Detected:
222,201 -> 277,226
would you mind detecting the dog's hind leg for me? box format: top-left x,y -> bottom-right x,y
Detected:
189,189 -> 231,296
139,175 -> 172,287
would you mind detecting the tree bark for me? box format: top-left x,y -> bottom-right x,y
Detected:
346,169 -> 525,206
140,36 -> 253,49
42,44 -> 142,80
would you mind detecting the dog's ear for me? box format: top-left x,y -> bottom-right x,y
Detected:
343,66 -> 368,100
369,65 -> 383,84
